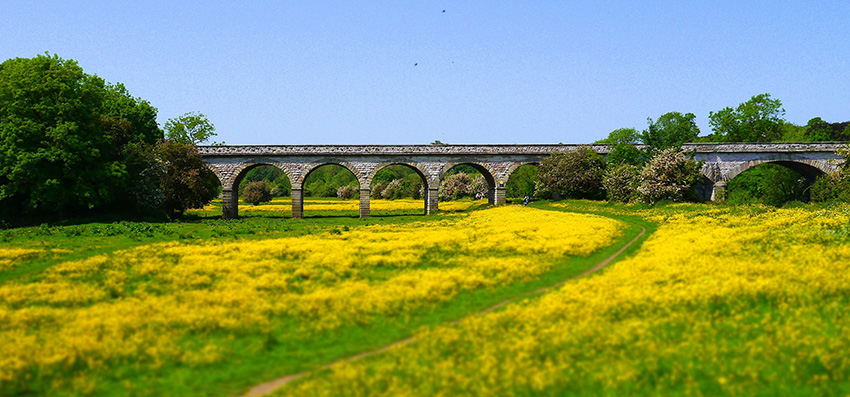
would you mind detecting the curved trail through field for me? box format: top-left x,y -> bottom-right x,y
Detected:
243,217 -> 647,397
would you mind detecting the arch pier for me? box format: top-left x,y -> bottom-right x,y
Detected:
199,143 -> 845,219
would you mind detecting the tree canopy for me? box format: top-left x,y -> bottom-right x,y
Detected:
642,112 -> 700,150
164,112 -> 217,145
708,93 -> 785,142
0,53 -> 163,222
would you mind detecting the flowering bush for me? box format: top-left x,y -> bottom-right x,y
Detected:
336,184 -> 357,199
602,163 -> 639,203
241,181 -> 272,205
439,173 -> 486,201
636,149 -> 701,203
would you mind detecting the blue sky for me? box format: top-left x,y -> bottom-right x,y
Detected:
2,1 -> 848,144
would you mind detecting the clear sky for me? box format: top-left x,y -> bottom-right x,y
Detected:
2,1 -> 848,145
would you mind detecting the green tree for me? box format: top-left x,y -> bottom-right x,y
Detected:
242,181 -> 272,205
642,112 -> 700,150
164,112 -> 217,145
0,53 -> 163,222
506,165 -> 537,198
726,164 -> 807,206
709,93 -> 785,142
155,140 -> 219,218
595,127 -> 640,145
535,148 -> 606,200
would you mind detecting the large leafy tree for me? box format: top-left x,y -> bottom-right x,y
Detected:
0,53 -> 163,221
709,93 -> 785,142
164,111 -> 217,145
155,140 -> 219,218
641,112 -> 700,150
535,148 -> 606,200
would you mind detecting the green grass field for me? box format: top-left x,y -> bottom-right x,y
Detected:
2,199 -> 849,395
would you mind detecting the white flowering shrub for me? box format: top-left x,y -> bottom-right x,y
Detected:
603,163 -> 639,203
336,184 -> 357,199
636,149 -> 702,204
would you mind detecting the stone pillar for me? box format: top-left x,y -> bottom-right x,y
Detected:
425,188 -> 439,214
221,189 -> 238,220
494,187 -> 507,206
711,181 -> 727,201
359,189 -> 370,218
291,188 -> 304,219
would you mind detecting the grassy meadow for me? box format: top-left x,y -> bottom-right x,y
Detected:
2,197 -> 850,395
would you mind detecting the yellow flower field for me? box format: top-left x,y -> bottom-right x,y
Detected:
189,197 -> 486,214
281,204 -> 850,395
0,206 -> 622,393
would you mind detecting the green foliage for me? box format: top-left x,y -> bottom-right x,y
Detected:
535,148 -> 606,200
371,165 -> 424,199
0,53 -> 164,223
164,111 -> 217,145
803,117 -> 850,141
636,149 -> 702,204
726,164 -> 808,206
595,127 -> 640,145
155,140 -> 219,218
506,165 -> 537,198
641,112 -> 700,150
304,165 -> 357,197
709,93 -> 785,142
810,172 -> 850,203
810,144 -> 850,203
242,181 -> 273,205
602,163 -> 639,203
606,143 -> 646,167
238,165 -> 291,197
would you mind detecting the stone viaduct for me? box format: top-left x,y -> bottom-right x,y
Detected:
198,142 -> 846,219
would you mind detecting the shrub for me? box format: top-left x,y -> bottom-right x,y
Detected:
380,179 -> 408,200
242,181 -> 272,205
439,173 -> 471,201
603,164 -> 639,203
437,173 -> 487,200
535,148 -> 606,200
636,149 -> 702,204
336,184 -> 357,199
811,172 -> 850,203
470,175 -> 488,198
371,181 -> 389,199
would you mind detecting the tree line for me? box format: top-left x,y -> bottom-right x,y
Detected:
3,53 -> 847,224
0,53 -> 220,225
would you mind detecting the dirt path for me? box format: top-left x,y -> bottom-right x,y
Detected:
243,221 -> 647,396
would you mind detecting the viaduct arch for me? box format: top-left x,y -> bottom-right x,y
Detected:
199,142 -> 846,219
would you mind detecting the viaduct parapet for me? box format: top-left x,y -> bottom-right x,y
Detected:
198,142 -> 846,219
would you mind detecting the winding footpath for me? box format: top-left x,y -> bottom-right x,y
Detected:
244,216 -> 648,396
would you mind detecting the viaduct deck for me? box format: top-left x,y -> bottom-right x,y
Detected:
198,142 -> 846,219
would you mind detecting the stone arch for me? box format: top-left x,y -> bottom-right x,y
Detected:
217,160 -> 294,219
365,162 -> 432,190
504,162 -> 539,200
441,162 -> 498,186
297,161 -> 363,188
504,161 -> 538,177
367,162 -> 432,215
230,161 -> 295,191
724,159 -> 835,183
203,162 -> 229,189
440,162 -> 500,205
